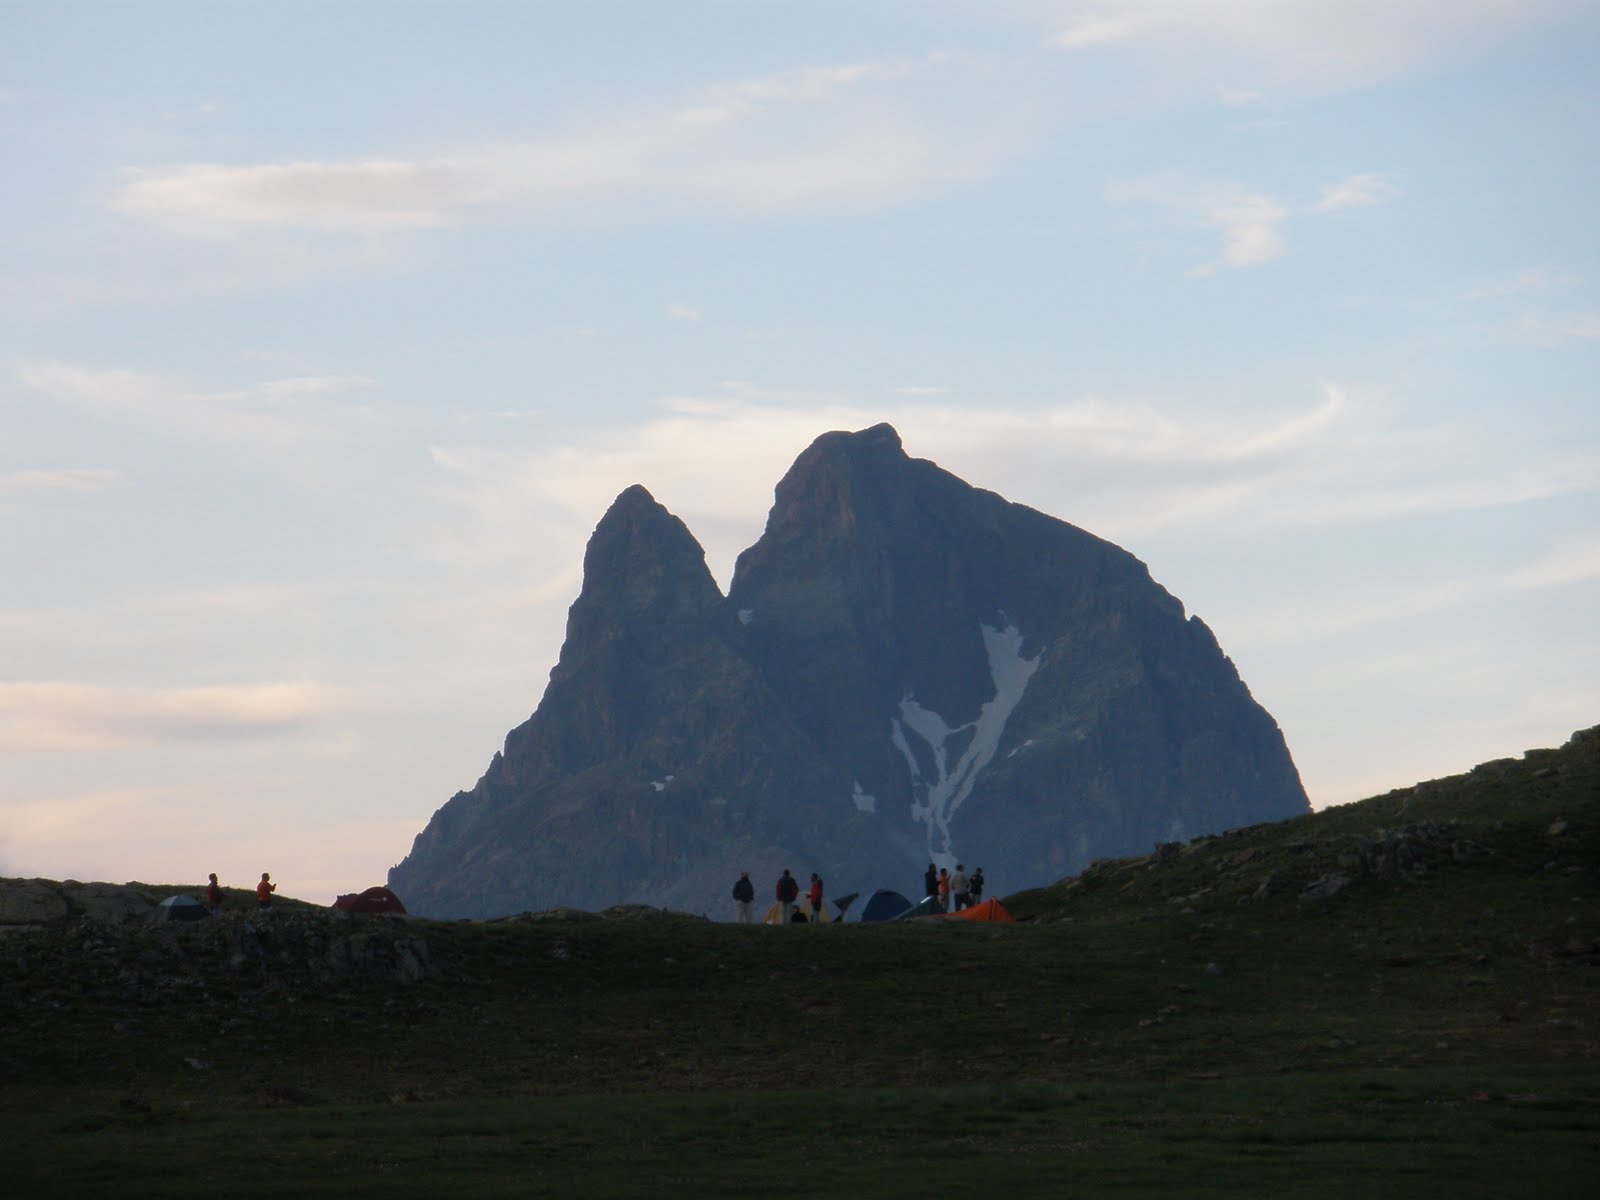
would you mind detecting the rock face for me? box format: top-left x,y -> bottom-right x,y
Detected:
390,424 -> 1309,918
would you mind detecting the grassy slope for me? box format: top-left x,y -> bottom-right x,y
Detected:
3,729 -> 1596,1196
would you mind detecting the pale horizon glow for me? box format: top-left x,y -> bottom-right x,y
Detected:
2,2 -> 1596,906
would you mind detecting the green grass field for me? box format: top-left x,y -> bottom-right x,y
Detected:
3,729 -> 1596,1196
9,1068 -> 1599,1198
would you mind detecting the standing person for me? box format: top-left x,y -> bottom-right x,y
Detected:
808,873 -> 824,924
776,869 -> 799,924
204,872 -> 223,917
950,864 -> 970,911
924,863 -> 939,901
937,868 -> 950,912
256,872 -> 276,911
969,867 -> 985,905
732,871 -> 755,924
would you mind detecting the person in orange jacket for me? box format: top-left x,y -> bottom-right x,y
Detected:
205,872 -> 223,916
256,872 -> 276,910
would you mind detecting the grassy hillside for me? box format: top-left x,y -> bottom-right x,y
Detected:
3,726 -> 1596,1196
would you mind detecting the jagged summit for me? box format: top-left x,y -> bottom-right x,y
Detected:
391,425 -> 1309,918
560,484 -> 721,652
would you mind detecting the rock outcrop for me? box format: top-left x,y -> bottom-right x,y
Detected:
391,424 -> 1310,917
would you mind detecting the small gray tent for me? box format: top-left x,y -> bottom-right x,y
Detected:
154,894 -> 208,922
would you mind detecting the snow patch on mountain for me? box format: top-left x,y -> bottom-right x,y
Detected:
891,622 -> 1041,864
851,782 -> 877,814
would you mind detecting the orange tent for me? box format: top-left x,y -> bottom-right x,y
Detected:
946,898 -> 1014,923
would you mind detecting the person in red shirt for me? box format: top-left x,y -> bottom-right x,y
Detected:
808,873 -> 824,923
205,872 -> 223,916
256,872 -> 276,910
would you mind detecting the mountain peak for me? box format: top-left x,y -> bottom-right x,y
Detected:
391,429 -> 1308,919
574,484 -> 720,628
814,422 -> 904,453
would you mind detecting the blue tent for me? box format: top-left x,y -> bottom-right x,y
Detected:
858,889 -> 914,923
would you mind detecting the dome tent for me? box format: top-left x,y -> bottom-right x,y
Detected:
153,894 -> 208,922
332,886 -> 407,915
858,889 -> 914,923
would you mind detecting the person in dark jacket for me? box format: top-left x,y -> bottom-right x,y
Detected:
776,869 -> 800,923
924,863 -> 939,900
732,871 -> 755,923
969,867 -> 985,905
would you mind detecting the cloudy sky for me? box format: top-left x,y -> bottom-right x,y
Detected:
4,1 -> 1597,904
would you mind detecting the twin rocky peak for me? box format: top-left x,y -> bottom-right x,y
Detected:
390,424 -> 1309,918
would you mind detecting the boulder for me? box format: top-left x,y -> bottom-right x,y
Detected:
0,879 -> 69,925
63,882 -> 155,923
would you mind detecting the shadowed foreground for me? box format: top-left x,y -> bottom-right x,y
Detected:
3,728 -> 1596,1196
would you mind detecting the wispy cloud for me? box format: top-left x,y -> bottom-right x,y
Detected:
1228,536 -> 1600,648
112,55 -> 1013,237
1053,14 -> 1148,50
1212,194 -> 1288,266
1112,168 -> 1403,270
1456,267 -> 1597,345
0,467 -> 122,498
257,375 -> 378,398
1048,1 -> 1586,92
17,363 -> 395,487
0,681 -> 344,751
1512,311 -> 1600,346
1315,171 -> 1399,211
422,387 -> 1598,589
1462,265 -> 1582,300
1109,173 -> 1288,270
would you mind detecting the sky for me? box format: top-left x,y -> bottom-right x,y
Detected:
3,1 -> 1597,905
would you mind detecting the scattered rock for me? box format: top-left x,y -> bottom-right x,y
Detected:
1299,873 -> 1352,903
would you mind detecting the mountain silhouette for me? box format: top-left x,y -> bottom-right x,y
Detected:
390,424 -> 1308,917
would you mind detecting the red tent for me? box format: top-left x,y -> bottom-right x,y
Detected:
947,898 -> 1014,923
333,886 -> 408,915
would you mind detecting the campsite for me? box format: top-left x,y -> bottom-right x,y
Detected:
3,730 -> 1598,1197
